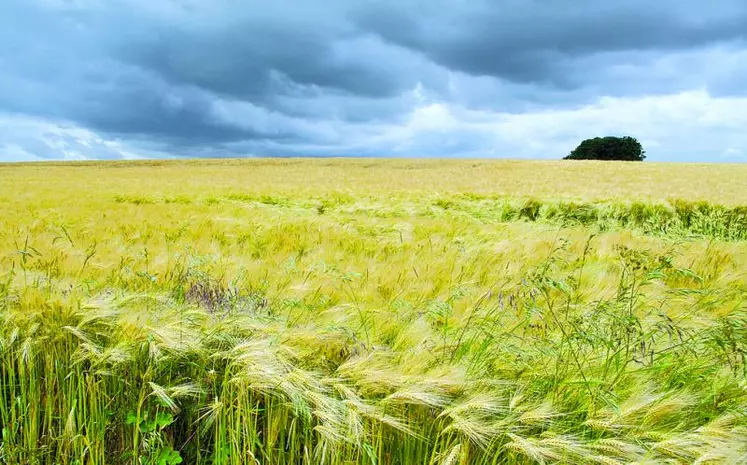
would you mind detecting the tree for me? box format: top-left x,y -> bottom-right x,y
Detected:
564,136 -> 645,161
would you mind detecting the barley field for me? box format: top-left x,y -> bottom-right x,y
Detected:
1,159 -> 746,464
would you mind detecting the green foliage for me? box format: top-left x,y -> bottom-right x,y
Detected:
148,447 -> 182,465
565,136 -> 646,161
125,411 -> 182,464
127,412 -> 175,434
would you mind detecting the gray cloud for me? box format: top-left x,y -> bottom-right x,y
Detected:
1,0 -> 747,161
356,1 -> 747,86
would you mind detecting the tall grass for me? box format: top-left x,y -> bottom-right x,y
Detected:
1,160 -> 746,464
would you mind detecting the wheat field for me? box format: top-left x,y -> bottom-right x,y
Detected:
1,159 -> 746,464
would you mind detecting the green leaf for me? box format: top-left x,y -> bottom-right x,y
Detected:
141,419 -> 157,433
168,450 -> 183,464
153,447 -> 182,465
155,412 -> 174,429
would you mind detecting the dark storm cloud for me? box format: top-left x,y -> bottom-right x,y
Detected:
1,0 -> 747,161
356,0 -> 747,87
122,26 -> 414,100
0,0 -> 444,148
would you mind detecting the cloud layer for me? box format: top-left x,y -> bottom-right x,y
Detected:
2,0 -> 747,161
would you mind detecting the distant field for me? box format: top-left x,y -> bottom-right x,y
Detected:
4,158 -> 747,204
1,159 -> 746,464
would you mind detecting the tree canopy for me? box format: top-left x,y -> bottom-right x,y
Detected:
565,136 -> 645,161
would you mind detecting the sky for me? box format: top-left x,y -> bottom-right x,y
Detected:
1,0 -> 747,162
